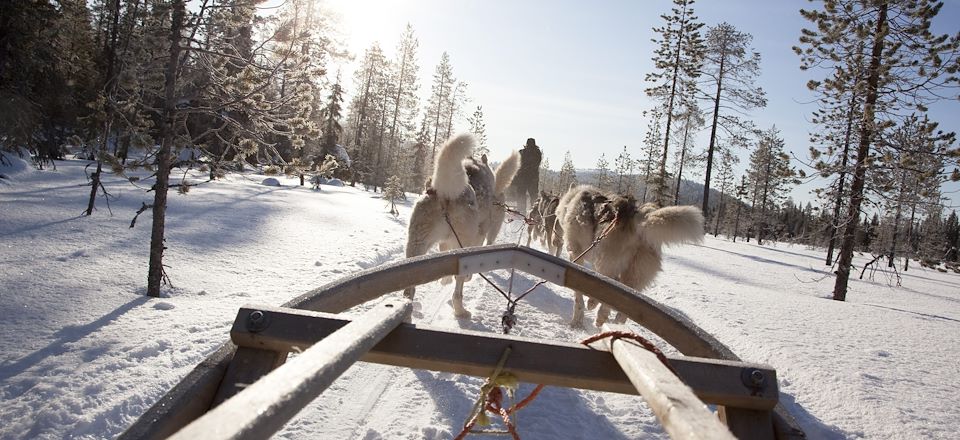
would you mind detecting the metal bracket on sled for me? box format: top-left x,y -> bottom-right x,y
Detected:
458,249 -> 566,286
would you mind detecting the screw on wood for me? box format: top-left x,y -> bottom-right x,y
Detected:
741,368 -> 766,395
246,310 -> 269,333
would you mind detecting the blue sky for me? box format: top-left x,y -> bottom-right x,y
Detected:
321,0 -> 960,209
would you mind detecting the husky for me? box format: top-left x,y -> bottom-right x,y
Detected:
556,185 -> 703,328
526,191 -> 563,256
403,133 -> 520,318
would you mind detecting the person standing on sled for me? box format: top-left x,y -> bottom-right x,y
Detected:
510,138 -> 542,213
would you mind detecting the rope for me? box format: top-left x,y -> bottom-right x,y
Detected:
581,331 -> 678,376
441,202 -> 620,334
454,346 -> 546,440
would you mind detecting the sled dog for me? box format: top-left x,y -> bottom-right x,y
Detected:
556,185 -> 703,328
403,133 -> 520,318
526,191 -> 563,256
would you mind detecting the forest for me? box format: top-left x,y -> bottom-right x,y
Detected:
1,0 -> 959,303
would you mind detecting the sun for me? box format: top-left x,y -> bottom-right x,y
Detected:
321,0 -> 408,54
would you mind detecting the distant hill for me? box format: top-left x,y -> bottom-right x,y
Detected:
542,168 -> 729,212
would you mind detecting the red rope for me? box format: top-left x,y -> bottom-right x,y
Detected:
453,383 -> 546,440
581,331 -> 678,376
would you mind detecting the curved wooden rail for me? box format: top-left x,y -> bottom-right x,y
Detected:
121,244 -> 804,439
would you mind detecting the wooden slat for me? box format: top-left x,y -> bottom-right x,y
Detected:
169,299 -> 411,440
210,347 -> 287,406
599,324 -> 735,440
117,342 -> 236,440
719,407 -> 775,440
231,305 -> 779,410
125,245 -> 805,438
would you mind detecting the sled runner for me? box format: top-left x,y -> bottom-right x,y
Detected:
121,244 -> 806,440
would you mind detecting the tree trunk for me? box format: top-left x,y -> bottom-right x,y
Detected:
733,199 -> 742,243
147,0 -> 185,298
833,3 -> 887,302
756,147 -> 772,245
702,52 -> 726,220
85,0 -> 122,216
713,185 -> 726,237
430,72 -> 447,163
656,6 -> 690,206
888,171 -> 907,267
904,203 -> 917,272
674,112 -> 692,205
826,90 -> 856,265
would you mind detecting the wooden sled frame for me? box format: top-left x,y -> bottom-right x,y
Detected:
121,244 -> 806,439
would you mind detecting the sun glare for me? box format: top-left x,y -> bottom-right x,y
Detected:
323,0 -> 407,53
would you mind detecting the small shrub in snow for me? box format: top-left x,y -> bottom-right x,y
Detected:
383,175 -> 405,216
264,165 -> 280,175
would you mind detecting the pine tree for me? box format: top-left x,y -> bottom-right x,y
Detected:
713,146 -> 739,236
386,24 -> 421,174
672,104 -> 704,205
595,153 -> 612,191
732,175 -> 748,242
614,146 -> 634,195
700,22 -> 765,219
646,0 -> 704,206
383,175 -> 405,216
558,152 -> 578,193
746,127 -> 796,245
321,75 -> 345,163
467,106 -> 489,157
426,52 -> 456,163
876,115 -> 956,268
797,0 -> 960,301
639,109 -> 663,202
539,157 -> 553,193
346,43 -> 389,186
944,211 -> 959,262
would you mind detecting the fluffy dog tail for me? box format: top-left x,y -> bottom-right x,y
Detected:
493,150 -> 520,195
641,205 -> 705,247
431,133 -> 475,200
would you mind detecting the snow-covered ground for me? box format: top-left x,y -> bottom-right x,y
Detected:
1,157 -> 958,439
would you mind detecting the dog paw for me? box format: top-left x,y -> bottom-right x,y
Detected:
454,308 -> 472,319
569,317 -> 584,329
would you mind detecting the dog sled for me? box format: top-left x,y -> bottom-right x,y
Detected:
121,244 -> 806,440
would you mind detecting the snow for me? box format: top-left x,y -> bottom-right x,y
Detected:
1,158 -> 959,439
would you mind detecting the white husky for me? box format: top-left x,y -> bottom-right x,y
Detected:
403,133 -> 520,318
556,184 -> 704,328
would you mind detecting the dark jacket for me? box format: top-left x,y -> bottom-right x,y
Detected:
515,145 -> 542,186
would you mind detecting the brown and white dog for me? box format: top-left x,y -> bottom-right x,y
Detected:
403,133 -> 520,318
556,185 -> 704,328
